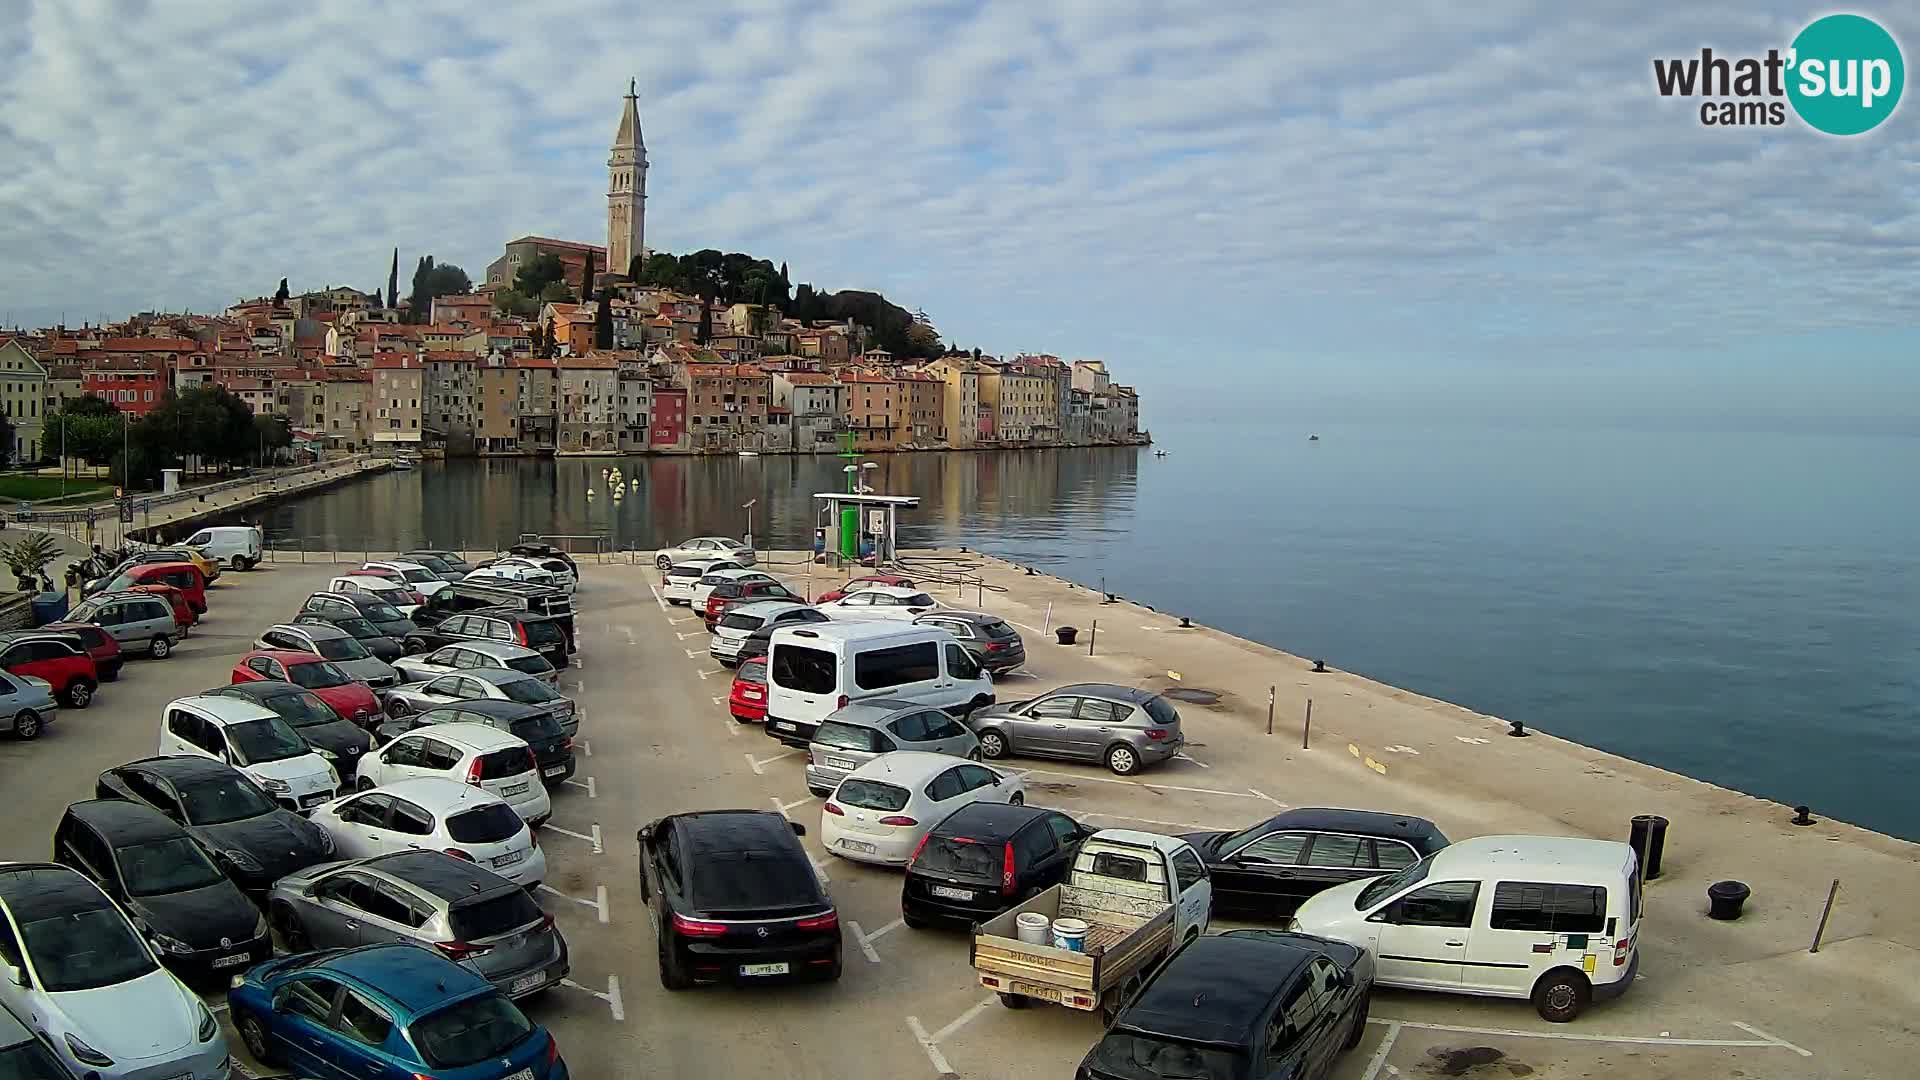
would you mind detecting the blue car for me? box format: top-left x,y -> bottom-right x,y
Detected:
227,943 -> 567,1080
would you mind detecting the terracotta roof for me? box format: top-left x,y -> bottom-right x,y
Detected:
504,236 -> 606,255
837,372 -> 894,385
894,371 -> 940,383
422,351 -> 477,363
780,372 -> 839,386
511,358 -> 558,370
370,353 -> 417,370
557,355 -> 618,370
101,337 -> 198,352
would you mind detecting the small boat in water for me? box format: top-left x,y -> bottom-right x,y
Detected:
390,454 -> 418,471
738,451 -> 760,457
1153,450 -> 1169,457
1308,434 -> 1320,442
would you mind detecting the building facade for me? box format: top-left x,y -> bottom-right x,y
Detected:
371,354 -> 424,446
772,371 -> 846,453
607,80 -> 649,278
0,340 -> 48,462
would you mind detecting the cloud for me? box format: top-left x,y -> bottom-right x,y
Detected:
1,0 -> 1917,419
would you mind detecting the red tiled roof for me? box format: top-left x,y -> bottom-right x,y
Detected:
370,353 -> 417,370
557,355 -> 618,370
505,236 -> 606,255
101,337 -> 198,352
781,372 -> 838,386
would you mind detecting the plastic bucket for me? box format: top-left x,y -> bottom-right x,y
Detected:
1015,912 -> 1051,945
1051,917 -> 1090,952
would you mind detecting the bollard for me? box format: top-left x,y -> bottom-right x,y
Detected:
1628,815 -> 1669,880
1792,805 -> 1817,827
1179,616 -> 1191,628
1508,719 -> 1529,737
1266,686 -> 1275,736
1809,879 -> 1840,952
1311,659 -> 1327,673
1707,880 -> 1750,921
1302,698 -> 1312,748
1088,620 -> 1098,656
1055,626 -> 1078,646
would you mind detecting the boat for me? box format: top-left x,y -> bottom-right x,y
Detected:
389,454 -> 418,471
738,451 -> 760,457
1154,450 -> 1169,457
1308,434 -> 1320,442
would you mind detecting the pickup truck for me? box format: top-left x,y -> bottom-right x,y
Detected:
970,828 -> 1212,1018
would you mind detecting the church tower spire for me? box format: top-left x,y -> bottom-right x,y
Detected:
608,80 -> 648,278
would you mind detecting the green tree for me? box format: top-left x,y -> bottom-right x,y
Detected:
408,256 -> 472,323
386,247 -> 399,309
0,412 -> 13,467
493,290 -> 539,319
514,253 -> 568,299
538,281 -> 574,304
255,414 -> 292,464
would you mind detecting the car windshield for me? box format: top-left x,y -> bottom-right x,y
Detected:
506,655 -> 554,676
19,907 -> 159,992
287,661 -> 353,689
981,619 -> 1019,640
0,1033 -> 71,1079
1089,1031 -> 1245,1080
914,835 -> 999,877
334,617 -> 380,638
498,678 -> 558,704
1356,854 -> 1434,909
411,556 -> 452,573
409,995 -> 535,1069
67,601 -> 102,622
103,574 -> 136,592
115,837 -> 226,896
258,689 -> 339,729
509,716 -> 563,743
835,778 -> 909,811
447,804 -> 526,845
1143,696 -> 1181,727
401,569 -> 436,584
178,774 -> 277,825
312,636 -> 370,661
226,717 -> 310,765
361,602 -> 404,622
903,593 -> 935,607
720,612 -> 763,631
812,722 -> 887,753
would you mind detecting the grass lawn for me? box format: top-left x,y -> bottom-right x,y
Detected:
0,474 -> 112,501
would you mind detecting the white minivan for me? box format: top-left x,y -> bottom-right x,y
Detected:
1290,834 -> 1641,1022
763,623 -> 995,748
185,524 -> 264,571
159,695 -> 341,813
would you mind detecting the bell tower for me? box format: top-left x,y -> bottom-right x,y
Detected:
608,79 -> 647,278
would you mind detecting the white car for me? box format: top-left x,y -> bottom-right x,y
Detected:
325,575 -> 421,617
813,585 -> 943,623
353,721 -> 551,826
690,568 -> 776,612
158,695 -> 340,814
493,556 -> 576,593
466,565 -> 558,590
654,536 -> 754,570
821,751 -> 1023,866
661,558 -> 743,604
0,863 -> 230,1080
310,777 -> 547,888
393,641 -> 560,687
362,561 -> 451,599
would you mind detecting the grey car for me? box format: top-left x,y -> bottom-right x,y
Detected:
382,668 -> 578,737
254,623 -> 400,689
65,592 -> 180,658
966,683 -> 1186,776
268,849 -> 569,999
914,611 -> 1027,674
0,671 -> 59,740
392,641 -> 559,687
709,601 -> 829,666
804,699 -> 980,795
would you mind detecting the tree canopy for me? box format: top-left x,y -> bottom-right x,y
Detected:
406,256 -> 472,323
633,250 -> 939,359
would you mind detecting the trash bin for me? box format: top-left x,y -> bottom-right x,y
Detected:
29,591 -> 70,626
1629,814 -> 1669,881
1056,626 -> 1078,646
1707,880 -> 1750,920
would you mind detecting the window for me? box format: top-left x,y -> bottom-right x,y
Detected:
1077,698 -> 1127,724
888,711 -> 930,741
1234,831 -> 1309,865
419,740 -> 463,771
1046,814 -> 1081,847
338,794 -> 392,827
922,711 -> 968,741
1027,696 -> 1081,720
384,738 -> 427,768
276,978 -> 338,1024
944,643 -> 980,680
1172,849 -> 1208,892
1376,840 -> 1420,872
1489,882 -> 1608,934
926,768 -> 968,802
854,641 -> 940,691
1088,851 -> 1149,883
1277,977 -> 1324,1047
1305,834 -> 1369,869
771,643 -> 836,694
1396,881 -> 1479,927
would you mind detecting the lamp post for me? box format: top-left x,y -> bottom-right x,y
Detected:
861,461 -> 880,495
742,498 -> 756,552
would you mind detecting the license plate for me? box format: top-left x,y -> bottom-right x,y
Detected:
502,783 -> 529,797
543,765 -> 567,777
824,756 -> 857,770
838,839 -> 876,854
502,1069 -> 535,1080
931,885 -> 974,901
1010,980 -> 1065,1004
300,793 -> 329,808
210,952 -> 250,969
740,962 -> 789,976
509,974 -> 546,996
493,850 -> 527,868
772,721 -> 796,732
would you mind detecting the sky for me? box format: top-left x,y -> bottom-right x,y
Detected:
2,0 -> 1919,429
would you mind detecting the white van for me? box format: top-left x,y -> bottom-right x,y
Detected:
764,623 -> 995,747
159,695 -> 340,813
1290,834 -> 1641,1022
185,525 -> 264,571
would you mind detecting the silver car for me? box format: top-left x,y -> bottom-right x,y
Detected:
382,668 -> 578,737
965,683 -> 1185,776
254,623 -> 399,689
268,849 -> 569,1000
66,592 -> 180,659
0,671 -> 59,740
393,641 -> 559,687
803,699 -> 981,796
708,601 -> 828,666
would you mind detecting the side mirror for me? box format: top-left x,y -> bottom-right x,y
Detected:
788,821 -> 808,837
4,964 -> 24,987
1366,908 -> 1393,925
635,823 -> 654,845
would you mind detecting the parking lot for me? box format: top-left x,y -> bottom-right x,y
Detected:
0,556 -> 1896,1079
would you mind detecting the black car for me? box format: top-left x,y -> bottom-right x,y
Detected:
204,680 -> 375,772
902,803 -> 1087,929
292,609 -> 404,661
638,810 -> 841,989
432,579 -> 575,651
52,800 -> 270,981
375,700 -> 575,785
1078,931 -> 1372,1080
913,611 -> 1027,674
400,549 -> 475,577
1184,808 -> 1452,920
300,591 -> 418,642
403,606 -> 570,671
507,542 -> 577,575
94,756 -> 336,893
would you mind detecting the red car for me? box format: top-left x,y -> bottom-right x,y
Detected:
231,648 -> 383,728
0,630 -> 101,707
702,579 -> 805,630
128,583 -> 196,632
729,656 -> 768,724
815,574 -> 915,604
41,623 -> 123,682
101,561 -> 208,614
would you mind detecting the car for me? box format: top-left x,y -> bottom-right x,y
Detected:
93,562 -> 208,615
353,722 -> 552,826
815,573 -> 915,604
39,622 -> 123,682
361,561 -> 452,598
0,631 -> 99,707
1185,808 -> 1452,919
125,583 -> 196,633
803,700 -> 980,796
403,608 -> 571,672
203,681 -> 375,773
702,578 -> 803,631
728,656 -> 768,724
418,579 -> 575,645
901,803 -> 1088,929
913,610 -> 1026,674
660,559 -> 742,605
637,810 -> 838,989
308,777 -> 548,890
182,525 -> 262,572
292,609 -> 405,662
52,800 -> 270,981
399,549 -> 475,577
763,622 -> 995,746
968,683 -> 1186,776
382,668 -> 577,738
0,671 -> 58,740
227,943 -> 568,1079
492,556 -> 575,594
393,640 -> 559,688
465,564 -> 559,591
0,995 -> 80,1079
709,601 -> 829,666
505,542 -> 578,575
232,649 -> 385,731
821,753 -> 1024,866
158,695 -> 341,813
92,548 -> 220,589
325,574 -> 421,616
94,757 -> 337,892
0,863 -> 230,1080
812,585 -> 943,622
268,849 -> 567,999
653,536 -> 754,570
689,568 -> 775,614
63,592 -> 180,659
374,700 -> 575,786
1076,931 -> 1373,1079
300,591 -> 419,641
253,623 -> 400,688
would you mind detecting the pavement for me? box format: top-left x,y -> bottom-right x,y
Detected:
1,552 -> 1910,1079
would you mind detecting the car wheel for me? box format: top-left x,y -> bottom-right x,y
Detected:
976,730 -> 1009,759
658,926 -> 692,990
902,908 -> 928,930
403,639 -> 426,655
1531,969 -> 1591,1023
388,700 -> 411,717
1343,991 -> 1370,1049
1105,744 -> 1140,776
150,636 -> 171,659
237,1011 -> 275,1064
230,554 -> 248,571
355,776 -> 376,792
63,680 -> 95,709
272,902 -> 310,953
13,710 -> 41,739
1007,792 -> 1024,806
998,992 -> 1030,1009
655,555 -> 671,569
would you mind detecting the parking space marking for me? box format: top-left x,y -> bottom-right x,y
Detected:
930,996 -> 997,1044
677,631 -> 703,641
1730,1022 -> 1814,1057
1010,766 -> 1260,800
779,794 -> 820,812
613,624 -> 636,645
996,670 -> 1039,680
1372,1018 -> 1813,1055
1174,752 -> 1209,769
541,821 -> 604,854
569,679 -> 586,693
577,739 -> 592,757
747,749 -> 799,775
537,883 -> 611,924
558,975 -> 625,1021
1248,787 -> 1284,806
684,648 -> 702,659
648,585 -> 668,611
1006,620 -> 1044,634
904,1016 -> 953,1077
669,617 -> 695,625
1360,1021 -> 1401,1080
848,920 -> 883,963
563,776 -> 597,798
719,715 -> 740,738
698,667 -> 726,679
712,696 -> 725,705
1080,810 -> 1242,831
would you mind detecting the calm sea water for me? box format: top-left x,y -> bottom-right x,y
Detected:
244,422 -> 1920,840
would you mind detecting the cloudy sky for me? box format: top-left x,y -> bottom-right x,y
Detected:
2,1 -> 1917,428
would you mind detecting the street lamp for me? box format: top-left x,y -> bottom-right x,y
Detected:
861,461 -> 880,495
842,463 -> 858,494
742,498 -> 756,551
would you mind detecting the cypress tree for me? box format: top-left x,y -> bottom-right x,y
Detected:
387,247 -> 399,309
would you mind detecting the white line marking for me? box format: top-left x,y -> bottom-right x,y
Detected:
668,617 -> 694,625
648,585 -> 667,611
685,648 -> 701,659
614,624 -> 635,645
848,920 -> 882,963
720,716 -> 739,739
1174,752 -> 1210,769
711,696 -> 725,705
208,1001 -> 229,1013
1080,811 -> 1244,831
780,794 -> 820,812
564,776 -> 597,798
1455,735 -> 1491,745
578,739 -> 592,757
1361,1021 -> 1401,1080
697,667 -> 725,679
536,883 -> 611,924
1248,787 -> 1284,806
1731,1021 -> 1814,1057
1014,766 -> 1257,799
864,917 -> 905,944
905,1016 -> 952,1077
558,976 -> 624,1021
1373,1018 -> 1808,1053
746,749 -> 798,775
677,631 -> 703,641
931,996 -> 997,1044
996,669 -> 1039,679
1006,620 -> 1044,634
540,822 -> 604,853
